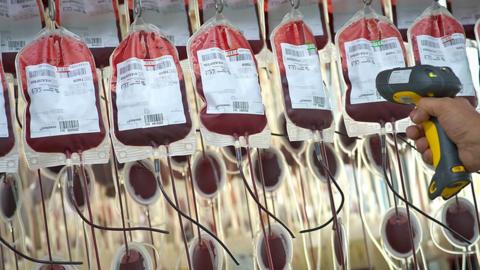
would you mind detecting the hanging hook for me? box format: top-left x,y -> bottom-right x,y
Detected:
215,0 -> 224,14
363,0 -> 372,6
134,0 -> 142,19
290,0 -> 300,9
48,0 -> 55,23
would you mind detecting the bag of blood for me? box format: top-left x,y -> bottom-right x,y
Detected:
0,62 -> 18,172
61,165 -> 94,212
408,2 -> 478,107
189,233 -> 223,270
109,21 -> 195,163
441,197 -> 479,247
188,13 -> 270,148
191,150 -> 226,199
331,221 -> 347,267
335,5 -> 413,137
198,0 -> 263,55
126,0 -> 192,60
0,174 -> 21,223
330,0 -> 383,37
55,0 -> 121,68
123,160 -> 161,206
306,142 -> 339,182
391,0 -> 432,41
449,0 -> 480,40
380,207 -> 422,259
252,148 -> 286,193
110,242 -> 154,270
270,8 -> 334,142
16,26 -> 110,169
265,0 -> 329,50
254,223 -> 293,270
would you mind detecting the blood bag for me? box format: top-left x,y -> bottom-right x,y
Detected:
55,0 -> 121,67
408,2 -> 478,106
110,242 -> 154,270
449,0 -> 480,40
188,14 -> 270,148
391,0 -> 432,40
198,0 -> 263,55
191,150 -> 226,199
0,61 -> 18,172
254,223 -> 293,270
306,142 -> 339,182
265,0 -> 329,50
336,5 -> 412,136
270,9 -> 334,142
252,148 -> 286,193
0,174 -> 21,223
126,0 -> 192,60
16,27 -> 110,169
331,221 -> 347,267
109,22 -> 195,162
189,233 -> 223,270
0,0 -> 44,73
61,165 -> 95,211
440,197 -> 479,247
380,207 -> 422,259
124,160 -> 161,206
330,0 -> 383,36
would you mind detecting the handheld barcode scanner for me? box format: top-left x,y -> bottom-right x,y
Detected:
376,65 -> 472,200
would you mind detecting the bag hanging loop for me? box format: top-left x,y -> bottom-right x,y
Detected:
134,0 -> 143,19
215,0 -> 224,14
290,0 -> 300,9
363,0 -> 372,6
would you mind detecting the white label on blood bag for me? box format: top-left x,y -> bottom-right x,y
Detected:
395,0 -> 432,29
202,0 -> 260,41
197,47 -> 264,115
115,56 -> 186,131
141,0 -> 190,47
451,0 -> 480,25
0,0 -> 42,52
26,62 -> 100,138
268,0 -> 324,37
0,81 -> 8,138
388,69 -> 412,84
60,0 -> 119,48
332,0 -> 383,33
344,37 -> 405,104
280,43 -> 330,110
416,34 -> 475,96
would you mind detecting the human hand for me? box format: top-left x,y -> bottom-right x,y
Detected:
406,97 -> 480,172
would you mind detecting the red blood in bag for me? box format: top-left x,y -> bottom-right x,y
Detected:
0,63 -> 15,157
0,175 -> 18,220
254,149 -> 283,191
333,225 -> 345,266
337,18 -> 413,123
46,165 -> 64,174
409,11 -> 477,106
67,166 -> 92,210
264,0 -> 329,50
310,143 -> 338,180
172,155 -> 189,165
385,212 -> 416,255
199,0 -> 263,55
110,30 -> 192,147
272,20 -> 333,130
40,265 -> 65,270
260,234 -> 287,270
17,34 -> 106,154
189,24 -> 267,137
119,250 -> 146,270
191,238 -> 219,270
445,200 -> 476,242
366,135 -> 383,169
128,163 -> 158,202
193,153 -> 222,197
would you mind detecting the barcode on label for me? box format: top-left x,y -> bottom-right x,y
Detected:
284,48 -> 316,57
375,42 -> 398,51
420,39 -> 440,48
144,113 -> 163,125
11,0 -> 31,4
7,40 -> 25,50
201,52 -> 226,62
348,43 -> 371,53
443,38 -> 464,47
85,37 -> 102,47
28,69 -> 55,78
152,61 -> 172,70
119,63 -> 143,75
313,96 -> 325,107
228,53 -> 252,62
59,120 -> 79,132
233,101 -> 249,112
59,68 -> 88,78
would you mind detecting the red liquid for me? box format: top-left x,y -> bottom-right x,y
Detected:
310,143 -> 338,179
385,213 -> 416,254
66,166 -> 92,210
333,226 -> 345,266
254,149 -> 282,190
445,201 -> 476,242
0,175 -> 17,220
128,162 -> 157,201
39,265 -> 65,270
0,62 -> 15,157
127,1 -> 191,60
337,18 -> 413,123
260,233 -> 287,270
265,0 -> 329,50
193,153 -> 222,197
119,250 -> 146,270
17,33 -> 106,154
366,135 -> 383,169
189,24 -> 267,136
172,155 -> 189,165
409,12 -> 477,106
191,238 -> 218,270
199,0 -> 263,55
272,20 -> 333,131
110,30 -> 192,147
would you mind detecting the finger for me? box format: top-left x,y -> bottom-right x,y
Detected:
422,149 -> 433,165
415,137 -> 429,153
410,107 -> 431,124
415,97 -> 450,119
406,125 -> 424,140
